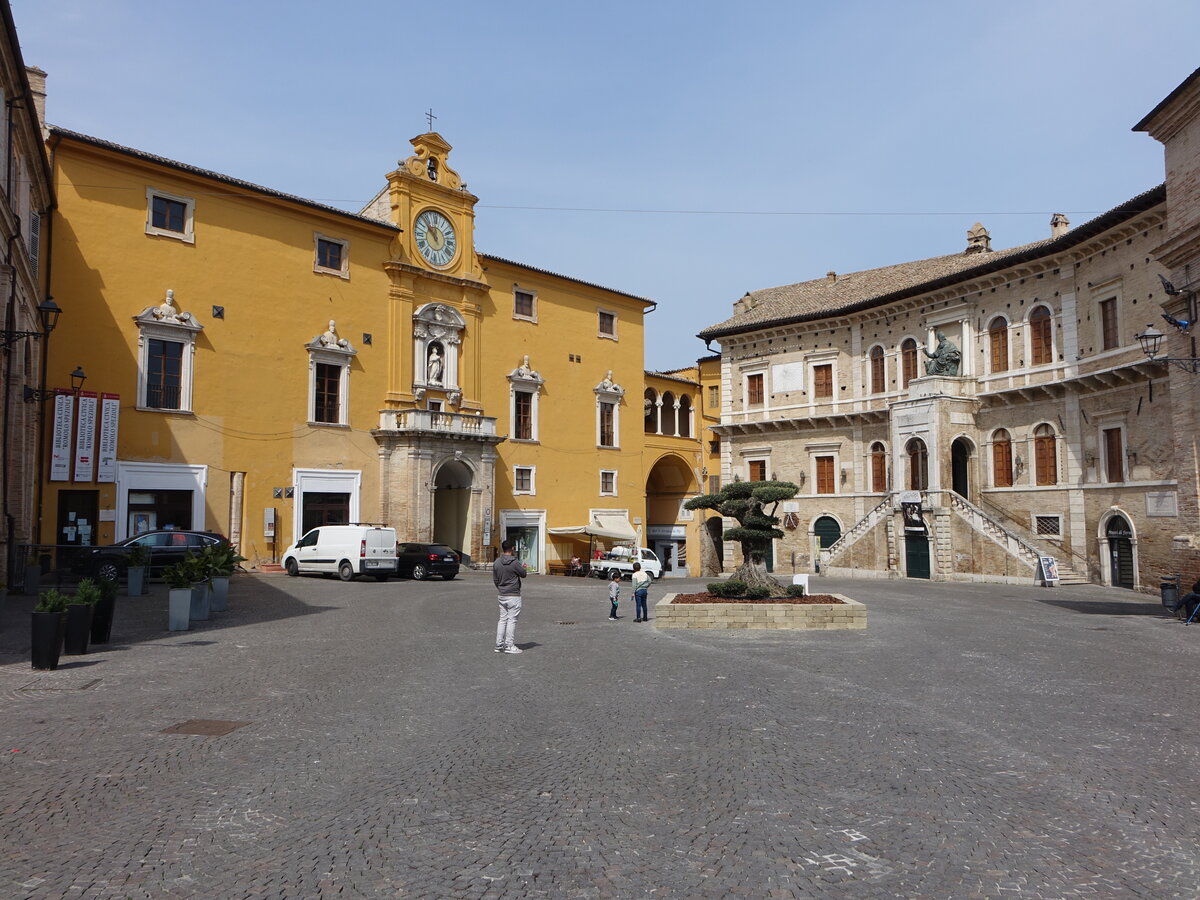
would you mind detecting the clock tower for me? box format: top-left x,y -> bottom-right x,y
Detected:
373,133 -> 502,556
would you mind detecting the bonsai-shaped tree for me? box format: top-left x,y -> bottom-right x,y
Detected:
684,478 -> 799,591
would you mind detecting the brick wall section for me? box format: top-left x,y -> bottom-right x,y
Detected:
654,593 -> 866,630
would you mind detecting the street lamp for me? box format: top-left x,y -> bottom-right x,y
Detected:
0,298 -> 62,349
1136,323 -> 1200,374
23,366 -> 87,402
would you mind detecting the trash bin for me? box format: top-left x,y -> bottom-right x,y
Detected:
1161,576 -> 1181,611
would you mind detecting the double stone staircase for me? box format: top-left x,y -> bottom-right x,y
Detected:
822,490 -> 1088,584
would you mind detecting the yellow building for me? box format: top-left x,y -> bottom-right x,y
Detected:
40,127 -> 702,572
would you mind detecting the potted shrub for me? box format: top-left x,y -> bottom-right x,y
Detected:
31,589 -> 68,669
124,544 -> 149,596
23,551 -> 41,596
91,576 -> 118,644
162,559 -> 194,632
185,555 -> 210,621
204,544 -> 246,613
64,580 -> 99,655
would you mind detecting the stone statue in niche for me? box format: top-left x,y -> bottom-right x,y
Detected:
427,344 -> 444,385
923,331 -> 961,376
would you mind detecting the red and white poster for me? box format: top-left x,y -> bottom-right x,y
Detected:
73,391 -> 98,482
97,393 -> 120,483
50,391 -> 74,482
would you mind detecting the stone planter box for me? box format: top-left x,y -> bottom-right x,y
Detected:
654,593 -> 866,630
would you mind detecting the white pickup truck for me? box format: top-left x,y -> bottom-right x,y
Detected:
593,546 -> 663,580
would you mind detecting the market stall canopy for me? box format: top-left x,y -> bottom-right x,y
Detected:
548,512 -> 638,543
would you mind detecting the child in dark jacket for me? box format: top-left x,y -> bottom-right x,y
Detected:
608,572 -> 621,619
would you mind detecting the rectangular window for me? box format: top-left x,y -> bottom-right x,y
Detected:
989,327 -> 1008,372
1099,298 -> 1119,351
600,470 -> 617,496
514,289 -> 536,321
146,339 -> 183,409
598,310 -> 617,339
313,363 -> 341,423
1103,427 -> 1124,482
815,456 -> 835,494
152,196 -> 186,233
317,239 -> 342,271
813,364 -> 833,399
746,373 -> 764,405
599,401 -> 616,447
145,188 -> 194,243
707,385 -> 719,408
708,474 -> 721,493
1034,515 -> 1062,536
514,466 -> 535,494
993,440 -> 1013,487
514,390 -> 533,440
748,460 -> 767,481
871,450 -> 887,492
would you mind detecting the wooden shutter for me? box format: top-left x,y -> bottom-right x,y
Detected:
816,456 -> 835,494
1034,432 -> 1057,485
1104,428 -> 1124,482
1100,299 -> 1119,351
748,460 -> 767,482
747,373 -> 763,405
814,364 -> 833,398
871,449 -> 887,492
989,324 -> 1008,372
992,434 -> 1013,487
902,341 -> 917,386
1030,309 -> 1052,365
870,349 -> 885,393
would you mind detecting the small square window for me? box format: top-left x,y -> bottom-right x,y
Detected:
314,234 -> 349,278
746,373 -> 764,405
514,466 -> 535,494
1034,515 -> 1062,536
598,310 -> 617,339
600,470 -> 617,496
748,460 -> 767,482
514,289 -> 536,322
145,189 -> 194,243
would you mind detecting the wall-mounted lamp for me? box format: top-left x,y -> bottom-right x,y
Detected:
1,298 -> 62,349
23,366 -> 87,402
1137,323 -> 1200,374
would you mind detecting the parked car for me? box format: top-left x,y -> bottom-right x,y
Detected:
396,542 -> 459,580
281,525 -> 398,581
73,530 -> 229,581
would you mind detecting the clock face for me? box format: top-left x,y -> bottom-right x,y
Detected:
414,209 -> 457,267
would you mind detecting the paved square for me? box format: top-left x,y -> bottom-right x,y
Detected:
0,572 -> 1197,898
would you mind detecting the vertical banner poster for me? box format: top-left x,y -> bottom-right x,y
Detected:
50,391 -> 74,481
97,393 -> 120,483
73,391 -> 98,482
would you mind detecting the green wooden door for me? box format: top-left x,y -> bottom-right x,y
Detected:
905,533 -> 930,579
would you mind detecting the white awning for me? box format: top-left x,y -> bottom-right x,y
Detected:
548,512 -> 638,543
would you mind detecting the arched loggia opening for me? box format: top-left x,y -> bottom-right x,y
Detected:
432,460 -> 473,557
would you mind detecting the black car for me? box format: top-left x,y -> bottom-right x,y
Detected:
396,542 -> 459,580
73,530 -> 229,581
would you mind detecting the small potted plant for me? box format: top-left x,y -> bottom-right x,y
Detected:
31,589 -> 68,669
124,544 -> 149,596
90,576 -> 118,644
64,579 -> 100,655
203,544 -> 246,613
162,559 -> 194,632
23,551 -> 42,596
185,554 -> 210,621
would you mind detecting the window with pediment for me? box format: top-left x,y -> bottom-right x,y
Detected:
507,356 -> 543,442
594,371 -> 624,449
306,320 -> 356,426
133,290 -> 203,412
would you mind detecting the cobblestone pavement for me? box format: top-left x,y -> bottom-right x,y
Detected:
0,571 -> 1197,899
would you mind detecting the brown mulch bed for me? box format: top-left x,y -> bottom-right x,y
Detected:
671,593 -> 844,605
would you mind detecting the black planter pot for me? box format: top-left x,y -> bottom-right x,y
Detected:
31,611 -> 64,670
63,604 -> 94,655
90,594 -> 115,644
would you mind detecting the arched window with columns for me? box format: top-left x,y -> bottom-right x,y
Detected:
677,394 -> 692,438
644,388 -> 658,434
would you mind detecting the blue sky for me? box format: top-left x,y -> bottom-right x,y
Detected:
15,0 -> 1200,369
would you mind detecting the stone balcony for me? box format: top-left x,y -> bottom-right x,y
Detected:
376,409 -> 501,440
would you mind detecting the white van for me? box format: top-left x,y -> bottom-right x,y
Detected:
282,525 -> 398,581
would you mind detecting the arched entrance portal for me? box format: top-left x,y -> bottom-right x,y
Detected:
433,460 -> 473,557
646,454 -> 698,576
1106,515 -> 1135,589
813,515 -> 841,573
951,437 -> 973,499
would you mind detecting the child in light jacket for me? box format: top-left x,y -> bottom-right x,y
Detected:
608,572 -> 621,619
631,562 -> 651,622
